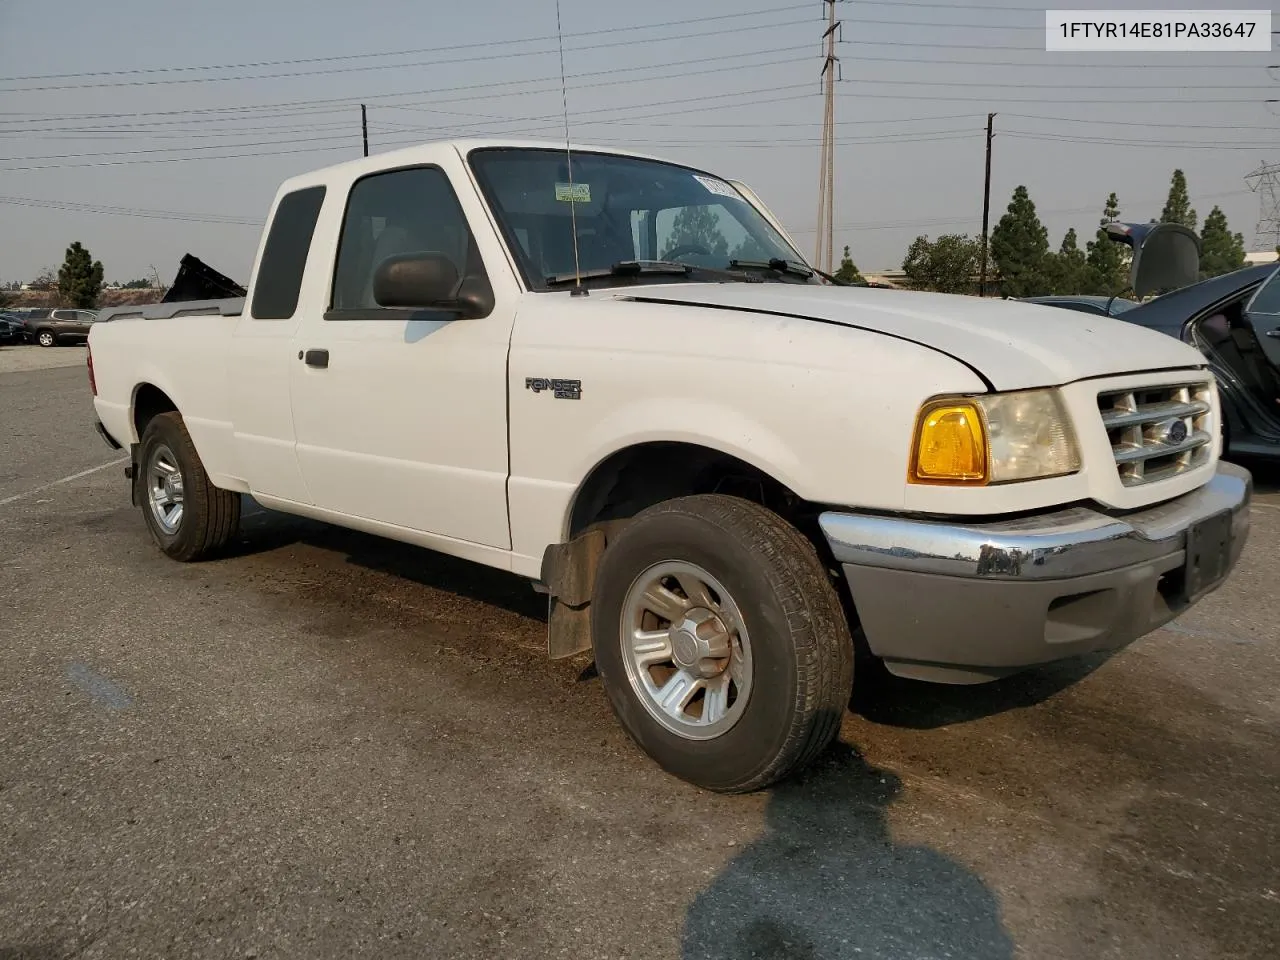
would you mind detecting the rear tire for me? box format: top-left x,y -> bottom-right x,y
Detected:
590,494 -> 854,793
138,411 -> 241,561
36,329 -> 56,347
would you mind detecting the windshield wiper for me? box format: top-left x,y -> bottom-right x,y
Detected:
727,258 -> 815,280
545,260 -> 757,287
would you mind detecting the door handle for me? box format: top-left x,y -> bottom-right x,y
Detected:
1266,330 -> 1280,339
301,348 -> 329,368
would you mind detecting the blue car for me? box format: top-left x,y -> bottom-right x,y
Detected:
1026,222 -> 1280,461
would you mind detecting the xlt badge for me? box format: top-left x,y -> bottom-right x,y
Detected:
525,377 -> 582,400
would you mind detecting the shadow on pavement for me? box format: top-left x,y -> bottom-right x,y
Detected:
233,498 -> 547,622
682,743 -> 1013,960
1226,454 -> 1279,494
850,653 -> 1112,730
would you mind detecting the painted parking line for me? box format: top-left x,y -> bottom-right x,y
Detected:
0,457 -> 127,508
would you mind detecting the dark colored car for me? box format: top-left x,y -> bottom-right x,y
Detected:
1020,294 -> 1139,316
1117,263 -> 1280,460
1024,221 -> 1280,461
26,308 -> 98,347
0,312 -> 24,345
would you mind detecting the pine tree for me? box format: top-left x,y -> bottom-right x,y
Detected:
661,206 -> 728,259
57,242 -> 104,309
833,244 -> 864,284
1160,169 -> 1198,233
1199,206 -> 1246,279
902,234 -> 983,294
1085,193 -> 1129,296
990,186 -> 1051,297
1048,228 -> 1088,294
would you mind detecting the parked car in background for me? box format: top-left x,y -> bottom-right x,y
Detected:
1023,222 -> 1280,462
0,313 -> 25,345
26,308 -> 98,347
1020,294 -> 1139,316
1118,263 -> 1280,461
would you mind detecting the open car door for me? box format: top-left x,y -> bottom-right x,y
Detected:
1103,221 -> 1201,297
1242,265 -> 1280,370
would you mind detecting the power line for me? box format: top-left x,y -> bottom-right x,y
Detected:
0,3 -> 813,85
787,189 -> 1255,235
0,195 -> 261,226
0,44 -> 817,130
0,48 -> 821,161
0,17 -> 813,94
1003,131 -> 1280,151
0,86 -> 823,171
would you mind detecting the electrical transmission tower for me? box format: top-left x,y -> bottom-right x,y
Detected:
1245,161 -> 1280,251
814,0 -> 842,274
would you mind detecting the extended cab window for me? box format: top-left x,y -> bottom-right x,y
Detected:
329,166 -> 486,314
251,185 -> 326,320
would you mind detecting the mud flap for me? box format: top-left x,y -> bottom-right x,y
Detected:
541,528 -> 608,659
127,442 -> 141,507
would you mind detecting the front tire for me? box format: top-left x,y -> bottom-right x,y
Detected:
590,494 -> 854,793
138,412 -> 241,561
36,330 -> 56,347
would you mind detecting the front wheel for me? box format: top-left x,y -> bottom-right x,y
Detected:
137,411 -> 241,561
36,330 -> 56,347
590,494 -> 854,793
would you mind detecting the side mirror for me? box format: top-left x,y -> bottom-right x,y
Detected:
373,252 -> 461,309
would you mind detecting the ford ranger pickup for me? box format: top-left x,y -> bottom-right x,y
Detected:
88,138 -> 1252,792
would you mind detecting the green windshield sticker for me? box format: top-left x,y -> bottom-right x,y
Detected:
555,182 -> 591,203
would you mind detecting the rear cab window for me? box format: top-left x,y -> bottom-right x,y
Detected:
251,185 -> 327,320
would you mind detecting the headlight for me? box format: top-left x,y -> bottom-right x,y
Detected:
909,389 -> 1081,485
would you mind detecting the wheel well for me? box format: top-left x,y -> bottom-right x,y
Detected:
132,383 -> 178,440
568,442 -> 822,543
547,442 -> 862,663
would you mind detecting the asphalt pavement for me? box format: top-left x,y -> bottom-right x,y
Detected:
1,351 -> 1277,960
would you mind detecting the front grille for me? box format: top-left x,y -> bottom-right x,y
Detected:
1097,381 -> 1214,487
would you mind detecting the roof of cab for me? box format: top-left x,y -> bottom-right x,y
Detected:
274,137 -> 679,195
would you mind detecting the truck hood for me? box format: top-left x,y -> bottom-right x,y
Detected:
616,283 -> 1205,390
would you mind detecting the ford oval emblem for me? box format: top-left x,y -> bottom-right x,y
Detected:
1167,420 -> 1188,444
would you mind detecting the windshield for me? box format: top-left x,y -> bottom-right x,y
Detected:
1109,298 -> 1138,314
468,147 -> 814,290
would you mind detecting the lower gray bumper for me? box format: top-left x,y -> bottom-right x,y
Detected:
819,462 -> 1252,684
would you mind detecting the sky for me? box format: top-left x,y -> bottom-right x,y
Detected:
0,0 -> 1276,283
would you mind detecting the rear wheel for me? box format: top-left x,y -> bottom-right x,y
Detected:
138,412 -> 241,561
590,494 -> 854,793
36,329 -> 56,347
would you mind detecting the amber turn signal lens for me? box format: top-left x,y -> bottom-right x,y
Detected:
909,401 -> 988,484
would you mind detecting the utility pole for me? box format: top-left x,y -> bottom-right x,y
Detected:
361,104 -> 369,157
979,112 -> 996,297
815,0 -> 842,274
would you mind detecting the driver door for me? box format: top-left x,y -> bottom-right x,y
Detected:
1245,267 -> 1280,370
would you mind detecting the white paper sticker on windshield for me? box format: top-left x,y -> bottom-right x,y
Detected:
693,175 -> 739,199
555,182 -> 591,203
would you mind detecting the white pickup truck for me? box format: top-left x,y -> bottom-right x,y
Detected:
89,138 -> 1252,792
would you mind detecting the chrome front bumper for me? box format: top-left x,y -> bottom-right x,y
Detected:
819,462 -> 1252,684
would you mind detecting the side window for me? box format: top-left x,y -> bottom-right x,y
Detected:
250,185 -> 326,320
330,166 -> 483,313
1247,268 -> 1280,316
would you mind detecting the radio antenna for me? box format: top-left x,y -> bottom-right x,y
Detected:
555,0 -> 587,296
